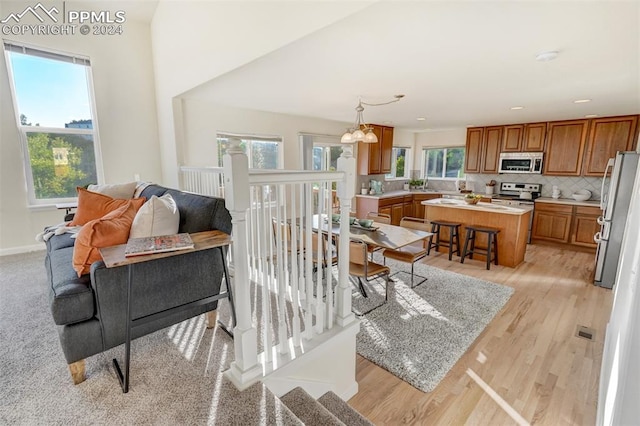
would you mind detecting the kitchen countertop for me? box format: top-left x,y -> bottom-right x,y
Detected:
535,197 -> 601,208
422,198 -> 532,215
355,189 -> 473,199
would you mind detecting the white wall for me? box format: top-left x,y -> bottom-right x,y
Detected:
0,7 -> 160,253
150,1 -> 373,186
181,98 -> 349,169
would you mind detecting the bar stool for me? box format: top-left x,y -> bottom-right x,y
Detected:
460,226 -> 500,270
427,220 -> 462,261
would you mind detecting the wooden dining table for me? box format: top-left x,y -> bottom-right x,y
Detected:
311,215 -> 432,251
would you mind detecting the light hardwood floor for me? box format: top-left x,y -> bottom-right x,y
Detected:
348,242 -> 613,425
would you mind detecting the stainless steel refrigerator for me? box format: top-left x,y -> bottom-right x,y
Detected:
594,151 -> 640,288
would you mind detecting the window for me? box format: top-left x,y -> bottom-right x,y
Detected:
312,145 -> 342,171
423,147 -> 465,179
217,133 -> 283,169
4,41 -> 102,205
386,147 -> 411,179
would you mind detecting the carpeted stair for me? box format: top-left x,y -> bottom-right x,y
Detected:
280,387 -> 373,426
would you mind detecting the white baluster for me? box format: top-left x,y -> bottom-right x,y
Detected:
303,182 -> 314,340
336,145 -> 357,327
326,180 -> 334,330
222,138 -> 262,390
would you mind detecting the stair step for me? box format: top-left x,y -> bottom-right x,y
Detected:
280,387 -> 345,426
318,391 -> 374,426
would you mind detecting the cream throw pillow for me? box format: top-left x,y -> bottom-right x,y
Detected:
87,181 -> 137,199
129,194 -> 180,238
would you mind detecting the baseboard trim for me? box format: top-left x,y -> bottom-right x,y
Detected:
0,244 -> 45,257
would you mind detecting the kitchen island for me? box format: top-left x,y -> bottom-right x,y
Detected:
422,198 -> 532,267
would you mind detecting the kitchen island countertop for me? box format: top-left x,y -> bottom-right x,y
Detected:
421,198 -> 532,215
422,198 -> 532,267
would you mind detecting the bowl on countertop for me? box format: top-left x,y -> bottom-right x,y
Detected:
358,219 -> 374,228
572,189 -> 592,201
463,194 -> 482,205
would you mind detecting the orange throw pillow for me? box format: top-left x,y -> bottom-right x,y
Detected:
72,200 -> 144,277
70,187 -> 143,226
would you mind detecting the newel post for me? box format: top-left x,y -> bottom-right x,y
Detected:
222,138 -> 262,390
335,144 -> 357,327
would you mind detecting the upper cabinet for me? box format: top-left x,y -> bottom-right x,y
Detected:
523,122 -> 547,151
464,114 -> 638,177
464,127 -> 484,173
482,126 -> 502,173
582,115 -> 639,176
502,125 -> 524,152
543,119 -> 590,176
357,124 -> 394,175
502,122 -> 546,152
465,126 -> 502,173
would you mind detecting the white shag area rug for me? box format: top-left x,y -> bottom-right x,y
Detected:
349,258 -> 514,392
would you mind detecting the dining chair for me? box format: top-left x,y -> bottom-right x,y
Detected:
382,217 -> 430,288
366,212 -> 391,224
271,218 -> 336,271
364,212 -> 391,260
346,239 -> 391,314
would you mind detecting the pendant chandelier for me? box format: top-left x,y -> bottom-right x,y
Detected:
340,94 -> 405,144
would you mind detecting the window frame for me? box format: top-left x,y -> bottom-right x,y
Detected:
216,132 -> 284,169
385,146 -> 412,180
422,146 -> 466,180
3,41 -> 103,207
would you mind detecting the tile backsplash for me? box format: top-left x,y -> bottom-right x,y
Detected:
448,174 -> 602,200
360,172 -> 602,200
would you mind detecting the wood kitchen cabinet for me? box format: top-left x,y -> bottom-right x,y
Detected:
502,122 -> 546,152
481,126 -> 503,173
357,124 -> 394,175
502,125 -> 524,152
571,206 -> 600,248
412,193 -> 442,219
465,126 -> 501,173
356,193 -> 440,225
464,127 -> 483,173
532,203 -> 573,243
533,202 -> 599,250
582,115 -> 639,177
383,195 -> 413,225
543,119 -> 590,176
523,122 -> 547,151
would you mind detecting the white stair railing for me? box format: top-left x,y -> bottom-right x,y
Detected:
179,166 -> 225,197
217,138 -> 357,391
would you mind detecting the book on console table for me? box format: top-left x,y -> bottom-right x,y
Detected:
124,233 -> 194,257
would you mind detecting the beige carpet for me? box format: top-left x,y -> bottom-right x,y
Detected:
0,250 -> 301,425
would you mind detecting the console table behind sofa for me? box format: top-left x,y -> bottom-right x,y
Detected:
44,184 -> 232,384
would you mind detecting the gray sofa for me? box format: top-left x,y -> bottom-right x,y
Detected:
44,184 -> 232,384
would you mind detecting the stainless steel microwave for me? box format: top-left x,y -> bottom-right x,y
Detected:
498,152 -> 544,174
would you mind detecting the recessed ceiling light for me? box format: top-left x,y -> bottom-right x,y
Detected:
510,106 -> 524,110
585,114 -> 598,118
416,117 -> 426,121
574,99 -> 592,104
535,50 -> 559,62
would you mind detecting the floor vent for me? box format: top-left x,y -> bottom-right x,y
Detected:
576,325 -> 595,341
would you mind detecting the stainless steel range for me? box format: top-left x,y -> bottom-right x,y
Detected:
491,182 -> 541,243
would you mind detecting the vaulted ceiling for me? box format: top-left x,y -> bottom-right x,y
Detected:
185,1 -> 640,132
